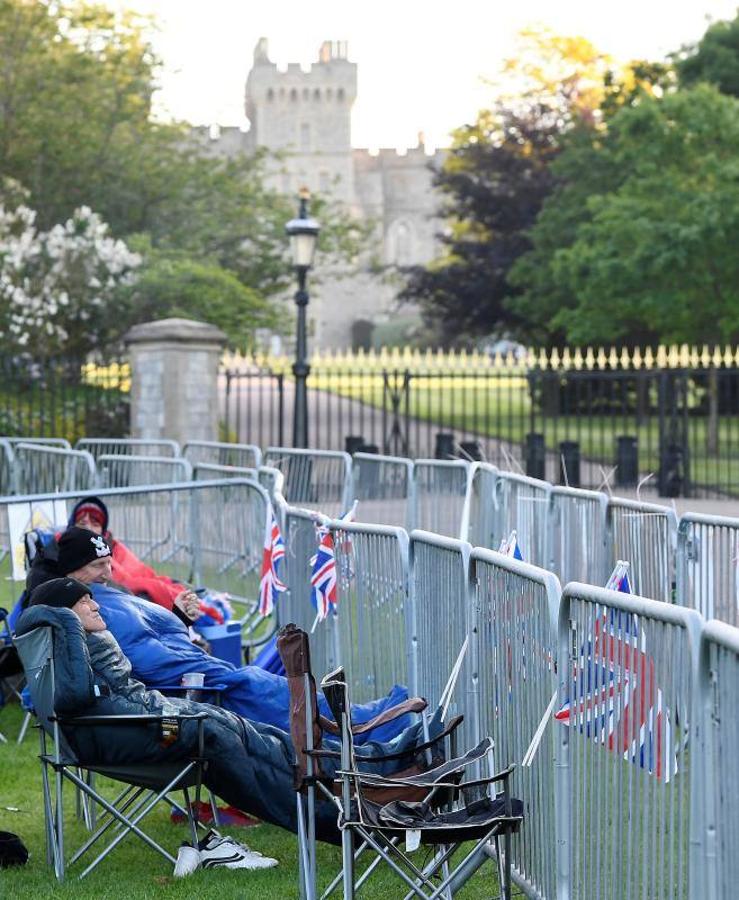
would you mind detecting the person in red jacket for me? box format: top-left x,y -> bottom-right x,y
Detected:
69,496 -> 227,625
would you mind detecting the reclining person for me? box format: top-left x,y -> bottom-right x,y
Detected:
27,527 -> 412,742
17,578 -> 440,847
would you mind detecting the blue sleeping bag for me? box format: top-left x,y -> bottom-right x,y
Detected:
91,583 -> 411,743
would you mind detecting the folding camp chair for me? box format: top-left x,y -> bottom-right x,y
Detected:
277,624 -> 522,899
14,625 -> 208,881
0,606 -> 28,744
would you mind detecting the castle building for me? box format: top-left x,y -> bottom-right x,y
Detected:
194,39 -> 444,348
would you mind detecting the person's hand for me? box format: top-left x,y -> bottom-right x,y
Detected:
174,589 -> 202,621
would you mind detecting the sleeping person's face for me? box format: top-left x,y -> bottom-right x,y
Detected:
71,594 -> 106,633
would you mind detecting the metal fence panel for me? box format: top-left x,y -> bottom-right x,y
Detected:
412,459 -> 472,540
699,619 -> 739,900
76,438 -> 180,459
13,443 -> 96,494
183,440 -> 262,469
410,530 -> 475,745
97,454 -> 192,488
265,447 -> 352,517
494,472 -> 552,566
466,462 -> 498,549
0,440 -> 15,495
331,520 -> 410,702
473,548 -> 561,900
279,503 -> 337,679
0,480 -> 264,611
676,513 -> 739,625
558,583 -> 703,900
549,486 -> 609,586
606,497 -> 677,603
350,453 -> 414,529
2,437 -> 71,449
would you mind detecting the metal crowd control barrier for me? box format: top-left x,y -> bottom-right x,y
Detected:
193,463 -> 258,482
257,466 -> 285,508
0,440 -> 15,495
183,440 -> 262,470
97,454 -> 193,488
412,459 -> 472,539
699,619 -> 739,900
558,583 -> 703,900
330,519 -> 410,703
494,472 -> 552,567
409,530 -> 474,743
350,452 -> 414,529
76,438 -> 180,459
278,503 -> 337,678
472,548 -> 561,900
676,512 -> 739,625
549,486 -> 608,585
264,448 -> 352,518
0,480 -> 266,612
13,443 -> 96,494
606,497 -> 678,603
466,462 -> 498,549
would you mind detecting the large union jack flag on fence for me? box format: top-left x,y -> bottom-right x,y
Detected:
554,563 -> 676,782
258,504 -> 286,617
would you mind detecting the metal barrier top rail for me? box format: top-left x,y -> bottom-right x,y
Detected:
183,440 -> 262,469
76,438 -> 180,458
193,463 -> 258,481
1,437 -> 71,448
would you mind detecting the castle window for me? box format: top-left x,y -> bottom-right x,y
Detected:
386,220 -> 414,266
300,122 -> 311,151
337,88 -> 345,102
313,88 -> 321,101
267,88 -> 274,102
290,88 -> 298,102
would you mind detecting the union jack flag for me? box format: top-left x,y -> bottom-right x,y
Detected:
309,502 -> 357,626
258,505 -> 286,617
498,530 -> 523,561
555,595 -> 676,782
605,560 -> 632,594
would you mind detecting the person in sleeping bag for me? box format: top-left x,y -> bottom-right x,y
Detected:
28,526 -> 412,743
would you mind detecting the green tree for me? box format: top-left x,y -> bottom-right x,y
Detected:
513,85 -> 739,345
675,11 -> 739,97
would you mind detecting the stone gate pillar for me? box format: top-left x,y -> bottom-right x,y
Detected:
124,318 -> 227,445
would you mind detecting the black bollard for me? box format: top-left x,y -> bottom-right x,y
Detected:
345,435 -> 365,455
459,440 -> 483,461
435,432 -> 456,460
559,441 -> 581,487
525,433 -> 546,480
615,435 -> 639,486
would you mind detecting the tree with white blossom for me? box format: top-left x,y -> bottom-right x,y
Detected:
0,198 -> 140,363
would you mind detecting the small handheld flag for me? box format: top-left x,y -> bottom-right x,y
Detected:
258,504 -> 287,617
309,501 -> 358,631
498,530 -> 523,561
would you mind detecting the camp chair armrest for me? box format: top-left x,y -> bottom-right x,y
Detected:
353,714 -> 464,763
305,748 -> 341,759
54,712 -> 208,726
337,763 -> 515,791
348,697 -> 428,737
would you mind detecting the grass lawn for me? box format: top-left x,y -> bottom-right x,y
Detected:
0,704 -> 500,899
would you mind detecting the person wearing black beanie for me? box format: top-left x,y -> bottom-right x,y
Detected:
28,577 -> 106,633
56,527 -> 112,583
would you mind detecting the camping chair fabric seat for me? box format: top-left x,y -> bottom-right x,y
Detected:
378,795 -> 524,843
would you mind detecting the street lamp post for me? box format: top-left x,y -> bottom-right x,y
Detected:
285,188 -> 320,448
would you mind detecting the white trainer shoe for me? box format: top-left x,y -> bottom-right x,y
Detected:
198,830 -> 278,871
173,843 -> 201,877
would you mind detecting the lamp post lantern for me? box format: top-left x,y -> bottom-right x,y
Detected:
285,188 -> 320,448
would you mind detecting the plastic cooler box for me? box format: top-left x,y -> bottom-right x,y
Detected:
197,621 -> 242,667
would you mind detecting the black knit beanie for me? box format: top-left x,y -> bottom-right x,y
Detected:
57,527 -> 111,575
29,577 -> 91,610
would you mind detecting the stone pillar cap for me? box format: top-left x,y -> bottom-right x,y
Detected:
124,317 -> 227,346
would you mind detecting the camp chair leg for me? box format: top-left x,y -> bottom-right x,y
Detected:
401,842 -> 460,900
55,764 -> 65,881
341,827 -> 355,900
182,787 -> 199,850
296,792 -> 315,900
17,710 -> 32,743
69,787 -> 146,866
0,729 -> 7,743
352,827 -> 429,900
208,790 -> 220,826
322,837 -> 393,899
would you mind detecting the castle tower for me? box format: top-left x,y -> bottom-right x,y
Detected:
245,38 -> 358,206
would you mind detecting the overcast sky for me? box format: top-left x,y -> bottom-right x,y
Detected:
109,0 -> 736,150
